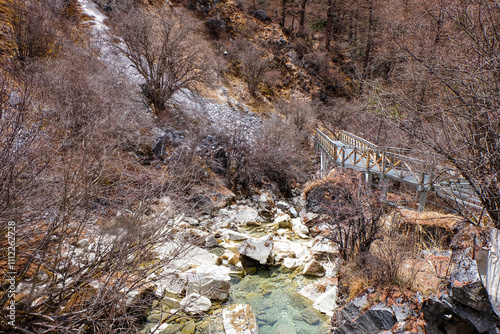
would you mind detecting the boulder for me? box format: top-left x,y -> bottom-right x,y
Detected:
450,255 -> 494,313
334,303 -> 397,334
300,277 -> 338,316
184,265 -> 231,300
275,213 -> 292,229
302,259 -> 325,277
222,304 -> 258,334
218,206 -> 260,227
292,218 -> 309,238
273,239 -> 308,262
180,293 -> 211,314
422,295 -> 498,334
252,9 -> 271,23
238,235 -> 274,265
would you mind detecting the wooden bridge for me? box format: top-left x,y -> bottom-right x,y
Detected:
315,129 -> 482,211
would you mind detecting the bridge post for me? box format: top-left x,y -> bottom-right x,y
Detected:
365,149 -> 372,187
417,169 -> 428,211
320,150 -> 326,178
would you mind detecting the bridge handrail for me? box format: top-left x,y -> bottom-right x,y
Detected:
316,128 -> 481,210
317,129 -> 432,169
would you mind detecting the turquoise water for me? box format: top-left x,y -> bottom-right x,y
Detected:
229,267 -> 330,334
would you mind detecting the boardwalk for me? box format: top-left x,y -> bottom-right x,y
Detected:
315,129 -> 482,211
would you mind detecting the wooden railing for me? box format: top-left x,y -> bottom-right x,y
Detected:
316,128 -> 482,211
316,129 -> 433,189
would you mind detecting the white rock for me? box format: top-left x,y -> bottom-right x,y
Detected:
276,200 -> 290,210
205,235 -> 219,248
299,277 -> 339,317
232,206 -> 260,225
275,214 -> 292,229
221,229 -> 250,241
154,274 -> 187,297
292,218 -> 309,238
310,237 -> 339,261
289,207 -> 299,217
238,235 -> 274,264
273,239 -> 308,262
222,304 -> 258,334
185,265 -> 231,300
180,293 -> 211,314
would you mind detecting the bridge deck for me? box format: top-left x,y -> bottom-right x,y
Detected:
316,129 -> 481,211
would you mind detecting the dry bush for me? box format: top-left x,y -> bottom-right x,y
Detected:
111,5 -> 212,115
305,169 -> 384,260
0,41 -> 196,333
275,97 -> 317,133
2,0 -> 76,63
231,38 -> 269,97
339,225 -> 420,296
209,115 -> 312,196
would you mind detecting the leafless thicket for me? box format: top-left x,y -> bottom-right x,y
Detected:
375,0 -> 500,227
0,38 -> 194,332
111,6 -> 211,115
305,169 -> 384,261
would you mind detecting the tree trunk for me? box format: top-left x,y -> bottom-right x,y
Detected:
298,0 -> 308,33
325,0 -> 334,51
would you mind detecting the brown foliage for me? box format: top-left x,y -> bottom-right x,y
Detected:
305,169 -> 384,260
111,5 -> 212,115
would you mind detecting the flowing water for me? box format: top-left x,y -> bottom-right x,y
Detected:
229,267 -> 330,334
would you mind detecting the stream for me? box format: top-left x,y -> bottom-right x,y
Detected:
229,267 -> 330,334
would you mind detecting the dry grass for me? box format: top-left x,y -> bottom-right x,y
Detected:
398,209 -> 462,230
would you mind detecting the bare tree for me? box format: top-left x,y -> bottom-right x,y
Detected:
375,0 -> 500,228
111,6 -> 211,115
0,43 -> 194,333
305,169 -> 383,260
3,0 -> 69,63
233,39 -> 269,97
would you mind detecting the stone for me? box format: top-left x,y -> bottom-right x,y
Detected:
302,259 -> 325,277
272,239 -> 308,262
334,303 -> 397,334
450,254 -> 495,313
332,294 -> 369,327
289,207 -> 298,217
300,277 -> 338,316
180,293 -> 211,314
292,218 -> 309,237
185,265 -> 231,300
299,307 -> 321,325
253,9 -> 271,22
154,274 -> 187,297
276,200 -> 291,211
233,206 -> 260,226
181,320 -> 196,334
421,295 -> 498,334
222,229 -> 249,241
238,235 -> 274,265
205,235 -> 219,248
222,304 -> 258,334
275,213 -> 292,229
310,237 -> 339,261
